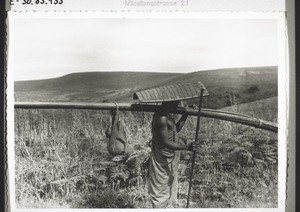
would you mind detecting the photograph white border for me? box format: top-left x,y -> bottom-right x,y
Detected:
7,11 -> 288,212
6,0 -> 286,12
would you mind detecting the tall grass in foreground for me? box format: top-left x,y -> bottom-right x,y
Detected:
14,100 -> 277,208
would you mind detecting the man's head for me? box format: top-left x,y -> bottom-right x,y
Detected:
161,101 -> 180,112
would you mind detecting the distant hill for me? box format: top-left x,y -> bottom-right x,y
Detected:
14,66 -> 277,109
14,72 -> 181,103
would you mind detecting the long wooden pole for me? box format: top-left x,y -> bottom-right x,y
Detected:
186,88 -> 204,208
14,102 -> 277,133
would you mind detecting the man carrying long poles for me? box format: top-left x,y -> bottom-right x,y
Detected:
133,82 -> 208,208
148,101 -> 199,208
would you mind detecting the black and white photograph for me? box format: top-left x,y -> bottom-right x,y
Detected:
7,12 -> 288,211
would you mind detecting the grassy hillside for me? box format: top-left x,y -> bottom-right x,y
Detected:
222,97 -> 278,123
160,67 -> 277,109
14,72 -> 181,103
15,66 -> 277,109
15,72 -> 181,91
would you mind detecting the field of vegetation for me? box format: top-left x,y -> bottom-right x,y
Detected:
14,96 -> 278,208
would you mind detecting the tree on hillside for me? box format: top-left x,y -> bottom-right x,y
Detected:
247,85 -> 260,94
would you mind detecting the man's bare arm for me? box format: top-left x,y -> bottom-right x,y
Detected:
156,116 -> 189,151
176,114 -> 188,132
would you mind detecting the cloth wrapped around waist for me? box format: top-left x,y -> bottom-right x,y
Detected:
148,124 -> 180,208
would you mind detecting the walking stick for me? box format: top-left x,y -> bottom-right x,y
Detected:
186,87 -> 204,208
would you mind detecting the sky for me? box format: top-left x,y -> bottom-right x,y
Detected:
13,18 -> 278,81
